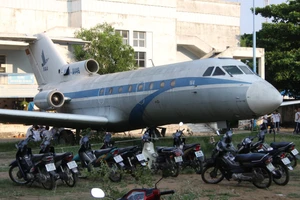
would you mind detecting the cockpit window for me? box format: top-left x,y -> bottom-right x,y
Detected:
239,65 -> 254,74
203,66 -> 214,76
212,67 -> 225,76
222,65 -> 243,75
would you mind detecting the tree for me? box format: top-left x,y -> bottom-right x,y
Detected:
73,23 -> 137,74
241,0 -> 300,98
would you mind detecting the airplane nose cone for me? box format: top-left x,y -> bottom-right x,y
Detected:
246,81 -> 283,116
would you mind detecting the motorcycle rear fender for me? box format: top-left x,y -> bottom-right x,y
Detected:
9,160 -> 18,167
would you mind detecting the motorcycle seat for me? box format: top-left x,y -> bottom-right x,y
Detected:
270,142 -> 292,149
54,152 -> 72,161
156,146 -> 175,153
94,148 -> 114,157
32,153 -> 53,162
183,143 -> 199,150
118,146 -> 139,154
235,153 -> 268,163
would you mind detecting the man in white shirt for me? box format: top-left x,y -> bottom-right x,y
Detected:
295,108 -> 300,134
273,110 -> 281,133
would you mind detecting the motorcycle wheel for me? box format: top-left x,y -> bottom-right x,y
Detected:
252,167 -> 272,189
272,163 -> 290,186
62,166 -> 78,187
40,168 -> 56,190
164,159 -> 179,177
287,153 -> 297,168
201,165 -> 224,184
192,158 -> 203,174
9,165 -> 30,185
108,163 -> 122,182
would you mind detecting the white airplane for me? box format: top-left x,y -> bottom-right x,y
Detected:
0,33 -> 287,132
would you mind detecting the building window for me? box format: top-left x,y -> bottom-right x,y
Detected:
0,55 -> 6,73
133,31 -> 146,47
115,30 -> 129,45
135,52 -> 146,67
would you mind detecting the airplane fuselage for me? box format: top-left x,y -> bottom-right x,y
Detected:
41,58 -> 282,131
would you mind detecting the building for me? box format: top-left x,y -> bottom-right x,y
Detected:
0,0 -> 265,109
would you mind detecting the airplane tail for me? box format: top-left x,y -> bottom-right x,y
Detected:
25,33 -> 99,86
25,33 -> 68,86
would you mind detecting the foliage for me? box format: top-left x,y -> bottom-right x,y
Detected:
241,0 -> 300,98
73,23 -> 137,74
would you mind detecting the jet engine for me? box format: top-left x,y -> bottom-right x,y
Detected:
34,90 -> 65,110
60,59 -> 99,76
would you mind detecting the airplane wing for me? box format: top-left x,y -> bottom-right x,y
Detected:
281,100 -> 300,106
0,109 -> 108,129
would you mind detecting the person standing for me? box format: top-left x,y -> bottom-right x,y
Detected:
274,110 -> 281,133
269,112 -> 276,134
295,108 -> 300,134
262,114 -> 268,130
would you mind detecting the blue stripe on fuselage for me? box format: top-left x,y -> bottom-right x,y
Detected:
63,77 -> 250,125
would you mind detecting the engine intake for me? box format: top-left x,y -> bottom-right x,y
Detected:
60,59 -> 99,76
34,90 -> 65,110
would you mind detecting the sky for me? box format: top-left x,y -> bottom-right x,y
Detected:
226,0 -> 287,34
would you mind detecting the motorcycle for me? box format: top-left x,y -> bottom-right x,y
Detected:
173,123 -> 204,174
142,130 -> 183,177
39,138 -> 79,187
201,130 -> 276,189
91,177 -> 175,199
237,130 -> 292,186
8,135 -> 57,190
74,135 -> 122,182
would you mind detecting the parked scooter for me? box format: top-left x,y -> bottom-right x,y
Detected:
91,177 -> 175,199
201,130 -> 277,189
142,129 -> 183,177
173,122 -> 204,174
8,135 -> 57,190
39,138 -> 79,187
237,128 -> 296,186
74,135 -> 122,182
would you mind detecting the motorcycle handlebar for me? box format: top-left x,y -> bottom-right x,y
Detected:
160,190 -> 175,196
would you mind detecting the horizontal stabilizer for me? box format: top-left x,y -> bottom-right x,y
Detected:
0,109 -> 108,129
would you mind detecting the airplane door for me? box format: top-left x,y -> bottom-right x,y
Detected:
136,82 -> 145,105
98,88 -> 105,105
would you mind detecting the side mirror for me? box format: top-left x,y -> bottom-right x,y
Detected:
91,188 -> 105,198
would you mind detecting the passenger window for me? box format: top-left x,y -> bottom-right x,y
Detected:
212,67 -> 225,76
118,87 -> 123,93
239,65 -> 254,74
149,82 -> 154,90
109,87 -> 113,94
222,65 -> 243,75
99,89 -> 104,96
170,80 -> 175,87
128,85 -> 132,92
203,66 -> 214,76
160,81 -> 165,88
138,83 -> 143,91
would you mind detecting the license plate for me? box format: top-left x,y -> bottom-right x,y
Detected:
67,161 -> 78,169
266,163 -> 275,172
195,150 -> 204,158
136,153 -> 146,162
281,157 -> 291,165
174,156 -> 183,163
291,149 -> 299,156
113,155 -> 123,163
45,163 -> 56,172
